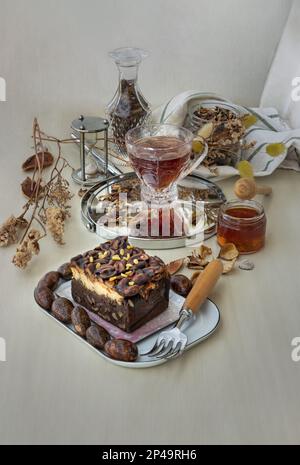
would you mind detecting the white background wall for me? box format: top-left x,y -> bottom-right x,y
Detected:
0,0 -> 292,139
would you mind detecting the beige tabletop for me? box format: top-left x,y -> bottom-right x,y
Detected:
0,125 -> 300,445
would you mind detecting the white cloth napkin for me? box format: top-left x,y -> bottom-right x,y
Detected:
150,90 -> 300,179
261,0 -> 300,129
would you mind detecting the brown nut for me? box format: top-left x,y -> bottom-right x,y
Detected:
86,325 -> 110,350
57,263 -> 73,281
71,307 -> 91,337
34,286 -> 55,311
105,339 -> 138,362
171,275 -> 193,298
116,278 -> 140,297
131,272 -> 150,286
114,260 -> 126,274
37,271 -> 61,290
96,265 -> 117,280
51,298 -> 74,323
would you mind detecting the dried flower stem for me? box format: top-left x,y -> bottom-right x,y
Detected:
0,118 -> 75,268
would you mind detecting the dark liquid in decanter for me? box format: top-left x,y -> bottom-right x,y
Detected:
109,79 -> 149,152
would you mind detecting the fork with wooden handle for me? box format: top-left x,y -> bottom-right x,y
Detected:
144,260 -> 223,360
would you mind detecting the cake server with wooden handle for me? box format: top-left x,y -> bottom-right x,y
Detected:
143,259 -> 223,360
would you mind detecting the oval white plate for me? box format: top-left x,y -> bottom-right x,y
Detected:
37,298 -> 220,369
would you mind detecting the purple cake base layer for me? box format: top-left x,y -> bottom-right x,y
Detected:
71,278 -> 170,333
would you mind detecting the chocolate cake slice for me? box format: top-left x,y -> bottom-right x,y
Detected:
70,236 -> 170,333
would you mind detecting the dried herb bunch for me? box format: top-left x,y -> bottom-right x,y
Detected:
0,119 -> 74,269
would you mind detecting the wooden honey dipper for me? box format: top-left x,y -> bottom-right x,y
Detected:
234,177 -> 273,200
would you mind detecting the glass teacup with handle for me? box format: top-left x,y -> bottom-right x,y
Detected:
125,124 -> 208,239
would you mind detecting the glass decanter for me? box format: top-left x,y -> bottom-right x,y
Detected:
107,47 -> 151,153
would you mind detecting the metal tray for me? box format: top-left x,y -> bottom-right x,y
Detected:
81,172 -> 226,249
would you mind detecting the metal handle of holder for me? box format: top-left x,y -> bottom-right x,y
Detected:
80,132 -> 86,182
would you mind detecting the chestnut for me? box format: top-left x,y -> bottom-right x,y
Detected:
57,263 -> 73,281
170,274 -> 193,298
34,286 -> 55,311
86,325 -> 110,350
51,298 -> 74,323
71,306 -> 91,337
37,271 -> 61,291
105,339 -> 138,362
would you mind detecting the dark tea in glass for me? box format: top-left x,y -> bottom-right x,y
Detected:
126,125 -> 207,205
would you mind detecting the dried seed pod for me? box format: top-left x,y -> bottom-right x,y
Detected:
86,325 -> 110,350
22,151 -> 54,172
71,307 -> 91,337
21,177 -> 43,199
34,286 -> 55,311
167,259 -> 184,276
187,250 -> 211,269
171,275 -> 193,297
199,245 -> 212,259
219,243 -> 239,261
105,339 -> 138,362
37,271 -> 61,290
187,256 -> 205,270
187,245 -> 213,268
51,298 -> 74,323
221,259 -> 237,274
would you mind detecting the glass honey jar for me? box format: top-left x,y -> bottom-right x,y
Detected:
217,200 -> 266,254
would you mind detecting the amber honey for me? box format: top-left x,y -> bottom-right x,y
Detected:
217,200 -> 266,254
